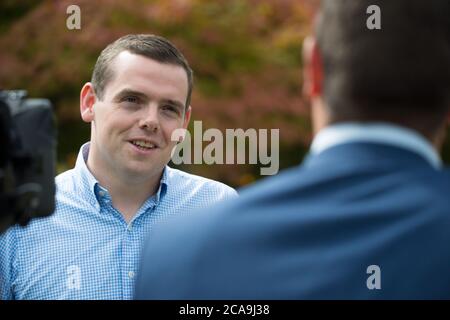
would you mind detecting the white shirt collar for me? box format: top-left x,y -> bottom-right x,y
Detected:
310,123 -> 442,169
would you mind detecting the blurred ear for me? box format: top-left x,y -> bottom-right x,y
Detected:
80,82 -> 96,123
183,105 -> 192,129
303,36 -> 324,99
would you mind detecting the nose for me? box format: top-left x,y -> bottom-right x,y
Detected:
138,105 -> 159,133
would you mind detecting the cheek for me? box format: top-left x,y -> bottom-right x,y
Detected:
105,113 -> 136,135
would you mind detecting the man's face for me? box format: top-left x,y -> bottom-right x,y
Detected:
83,50 -> 191,182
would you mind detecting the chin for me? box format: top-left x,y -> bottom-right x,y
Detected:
126,165 -> 164,178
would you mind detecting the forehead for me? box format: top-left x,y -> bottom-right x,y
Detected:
104,50 -> 189,101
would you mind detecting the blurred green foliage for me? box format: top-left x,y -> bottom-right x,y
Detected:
0,0 -> 43,33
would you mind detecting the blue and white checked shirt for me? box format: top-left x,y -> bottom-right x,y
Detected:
0,143 -> 237,300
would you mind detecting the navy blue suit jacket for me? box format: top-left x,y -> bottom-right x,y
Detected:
136,142 -> 450,299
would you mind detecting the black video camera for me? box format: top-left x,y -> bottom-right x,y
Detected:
0,90 -> 56,234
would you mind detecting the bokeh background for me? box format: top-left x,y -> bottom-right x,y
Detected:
1,0 -> 449,188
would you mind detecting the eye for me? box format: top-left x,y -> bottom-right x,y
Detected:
162,105 -> 179,115
123,96 -> 139,104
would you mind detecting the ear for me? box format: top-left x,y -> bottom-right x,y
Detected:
183,105 -> 192,130
176,105 -> 192,143
80,82 -> 96,123
303,36 -> 324,99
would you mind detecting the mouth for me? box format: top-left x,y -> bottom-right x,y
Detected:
128,139 -> 159,152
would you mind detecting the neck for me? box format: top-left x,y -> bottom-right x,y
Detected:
431,124 -> 447,152
311,100 -> 446,154
86,147 -> 162,223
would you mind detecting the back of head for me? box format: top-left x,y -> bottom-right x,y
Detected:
316,0 -> 450,137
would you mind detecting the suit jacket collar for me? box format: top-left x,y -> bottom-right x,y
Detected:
310,123 -> 442,169
304,142 -> 439,171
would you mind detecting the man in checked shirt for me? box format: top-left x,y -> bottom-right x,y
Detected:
0,34 -> 237,300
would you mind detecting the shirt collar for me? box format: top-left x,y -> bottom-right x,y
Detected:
155,166 -> 168,205
73,142 -> 169,211
310,122 -> 442,169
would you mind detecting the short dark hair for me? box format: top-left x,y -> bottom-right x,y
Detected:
91,34 -> 193,109
316,0 -> 450,137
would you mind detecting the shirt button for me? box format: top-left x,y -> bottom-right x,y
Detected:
98,190 -> 106,197
127,224 -> 132,231
128,271 -> 135,279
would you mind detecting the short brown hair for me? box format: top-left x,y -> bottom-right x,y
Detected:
91,34 -> 193,109
316,0 -> 450,137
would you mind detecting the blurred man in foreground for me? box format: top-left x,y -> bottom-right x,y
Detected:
136,0 -> 450,299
